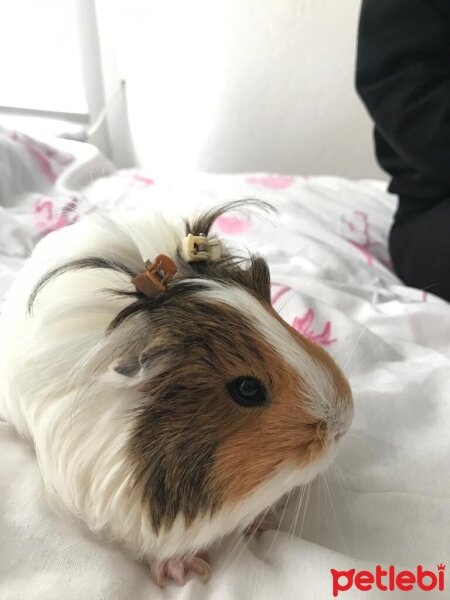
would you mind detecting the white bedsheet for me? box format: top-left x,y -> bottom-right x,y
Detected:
0,129 -> 449,600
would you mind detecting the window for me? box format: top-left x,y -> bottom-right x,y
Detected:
0,0 -> 88,116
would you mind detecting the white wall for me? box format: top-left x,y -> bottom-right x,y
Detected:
96,0 -> 385,179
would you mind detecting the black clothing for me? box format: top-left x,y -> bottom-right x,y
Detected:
356,0 -> 450,300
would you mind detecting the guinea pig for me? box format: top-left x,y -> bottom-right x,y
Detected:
0,200 -> 353,587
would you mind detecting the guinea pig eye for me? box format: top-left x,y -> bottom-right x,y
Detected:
227,376 -> 267,408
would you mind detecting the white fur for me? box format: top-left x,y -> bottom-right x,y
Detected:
0,208 -> 344,562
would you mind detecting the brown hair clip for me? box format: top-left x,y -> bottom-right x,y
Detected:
131,254 -> 177,299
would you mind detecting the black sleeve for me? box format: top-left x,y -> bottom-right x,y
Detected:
356,0 -> 450,205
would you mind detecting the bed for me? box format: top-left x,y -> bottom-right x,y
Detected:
1,127 -> 449,599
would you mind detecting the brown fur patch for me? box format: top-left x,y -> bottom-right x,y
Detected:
127,296 -> 277,531
127,290 -> 351,530
211,354 -> 326,503
211,304 -> 352,504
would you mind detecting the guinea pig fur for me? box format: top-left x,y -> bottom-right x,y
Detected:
0,200 -> 353,587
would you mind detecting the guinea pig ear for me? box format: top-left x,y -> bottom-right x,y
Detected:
104,349 -> 155,386
247,255 -> 271,303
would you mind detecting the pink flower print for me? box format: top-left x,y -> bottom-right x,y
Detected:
5,129 -> 74,180
270,285 -> 336,346
293,309 -> 336,346
246,175 -> 294,190
44,145 -> 74,167
342,210 -> 392,270
24,139 -> 58,183
133,172 -> 155,186
34,196 -> 79,234
342,210 -> 374,265
270,284 -> 291,306
214,214 -> 251,235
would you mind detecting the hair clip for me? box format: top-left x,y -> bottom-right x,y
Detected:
181,233 -> 222,262
131,254 -> 177,299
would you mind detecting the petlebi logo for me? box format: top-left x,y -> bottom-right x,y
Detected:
331,564 -> 446,596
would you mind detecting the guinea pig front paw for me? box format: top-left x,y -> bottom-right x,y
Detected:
150,553 -> 211,587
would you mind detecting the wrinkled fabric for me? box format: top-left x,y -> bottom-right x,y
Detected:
0,130 -> 449,600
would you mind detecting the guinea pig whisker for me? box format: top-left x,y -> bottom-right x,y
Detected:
298,482 -> 312,540
327,465 -> 358,539
346,351 -> 375,378
220,502 -> 273,572
221,526 -> 253,570
230,536 -> 258,571
221,471 -> 293,572
315,473 -> 324,536
341,326 -> 368,375
334,461 -> 358,493
222,532 -> 251,571
275,292 -> 296,316
263,486 -> 295,559
330,462 -> 352,495
288,484 -> 307,541
322,472 -> 349,556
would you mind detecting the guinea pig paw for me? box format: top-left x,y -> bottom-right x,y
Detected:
151,553 -> 211,587
244,511 -> 278,537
